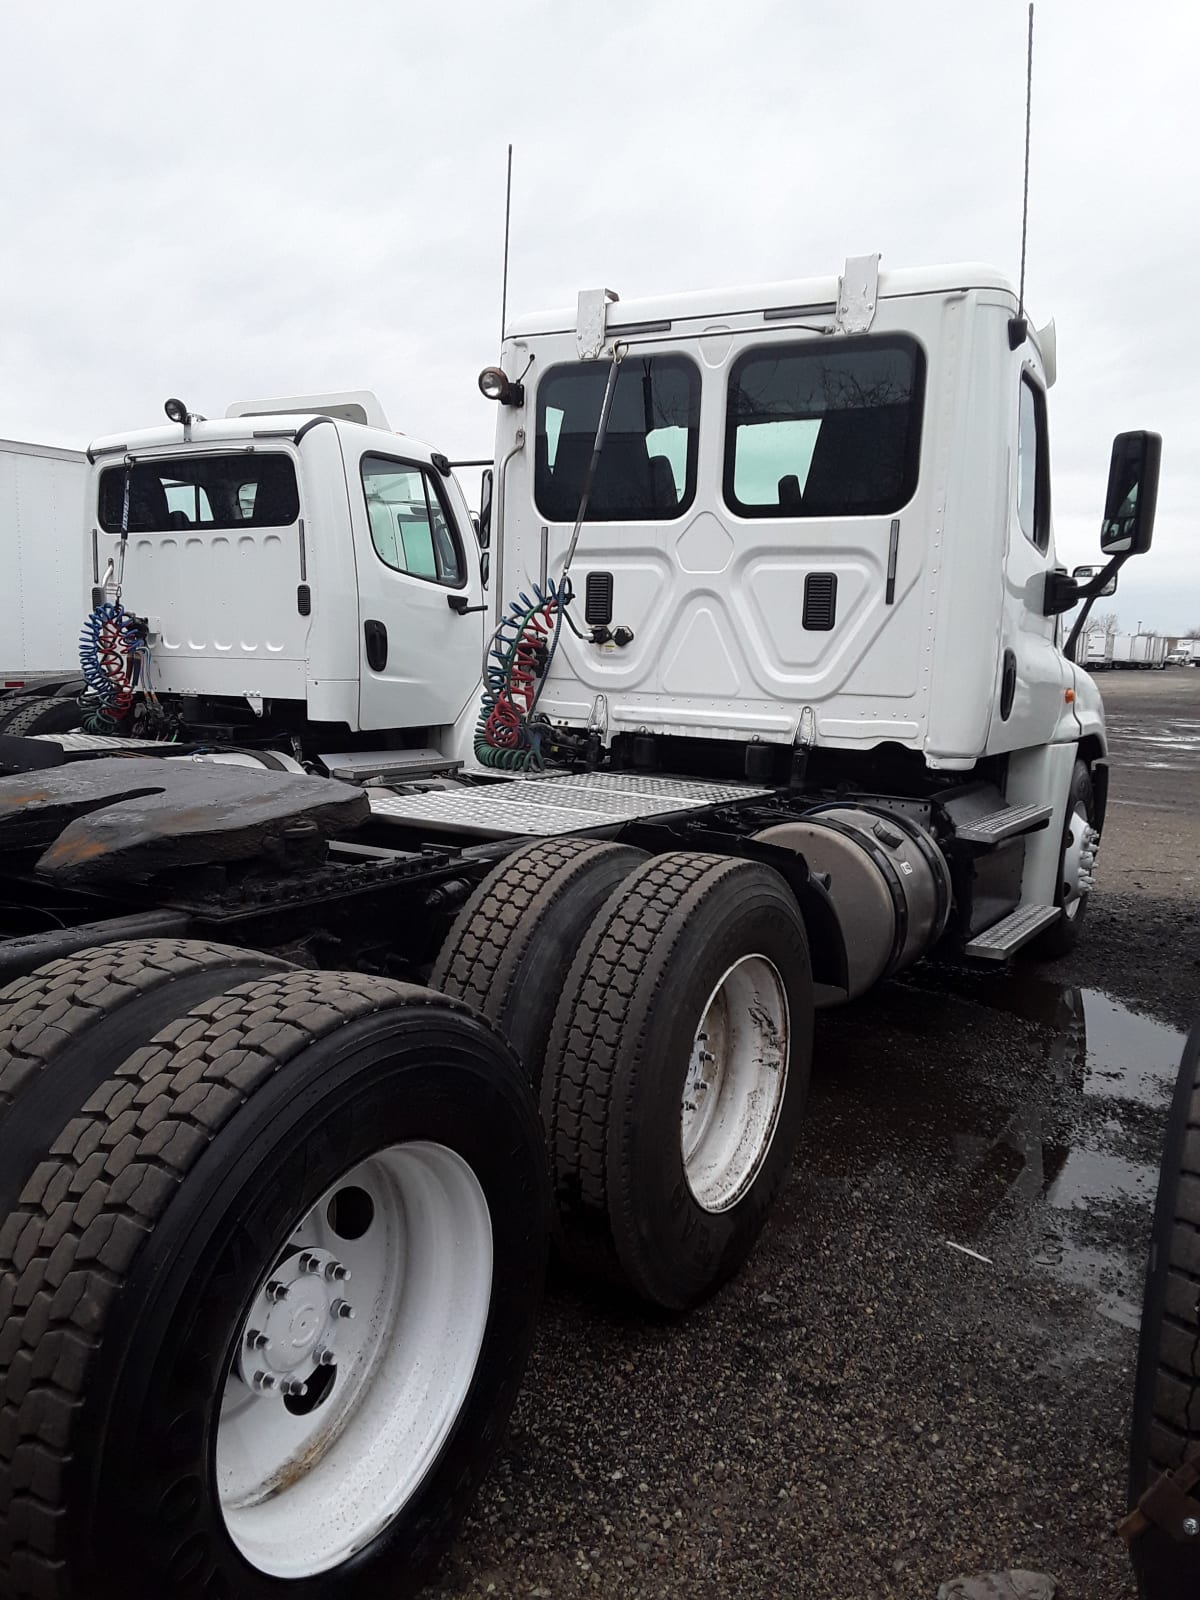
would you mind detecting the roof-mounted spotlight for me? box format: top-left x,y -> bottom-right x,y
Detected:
478,366 -> 524,407
164,398 -> 207,426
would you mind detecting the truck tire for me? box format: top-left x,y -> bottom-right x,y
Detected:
1127,1021 -> 1200,1598
431,837 -> 647,1090
1130,1018 -> 1200,1493
0,938 -> 288,1220
542,851 -> 814,1310
0,696 -> 81,737
1029,758 -> 1096,959
0,970 -> 548,1600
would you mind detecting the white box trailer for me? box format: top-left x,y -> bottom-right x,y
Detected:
1083,627 -> 1114,668
1112,632 -> 1135,666
0,437 -> 89,684
1130,633 -> 1168,668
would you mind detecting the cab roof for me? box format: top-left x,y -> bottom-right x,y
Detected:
505,261 -> 1019,339
86,415 -> 438,463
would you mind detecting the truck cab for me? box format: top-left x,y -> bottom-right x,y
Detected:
84,393 -> 487,760
477,256 -> 1157,962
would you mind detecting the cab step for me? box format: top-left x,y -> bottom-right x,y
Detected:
965,903 -> 1060,960
955,802 -> 1053,844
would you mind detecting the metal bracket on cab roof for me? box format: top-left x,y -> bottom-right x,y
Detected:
835,254 -> 880,335
576,288 -> 620,360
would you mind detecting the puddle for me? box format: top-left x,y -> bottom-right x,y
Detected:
812,971 -> 1187,1329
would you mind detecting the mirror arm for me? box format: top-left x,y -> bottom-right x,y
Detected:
1063,552 -> 1128,662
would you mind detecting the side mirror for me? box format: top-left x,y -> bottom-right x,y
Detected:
477,468 -> 494,550
1100,431 -> 1161,555
1072,563 -> 1118,597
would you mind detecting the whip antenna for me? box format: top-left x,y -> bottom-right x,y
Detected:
500,143 -> 513,347
1011,4 -> 1035,346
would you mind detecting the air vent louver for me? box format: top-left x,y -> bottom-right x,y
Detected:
803,573 -> 837,630
585,571 -> 614,626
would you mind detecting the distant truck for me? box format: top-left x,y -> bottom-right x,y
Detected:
0,437 -> 90,688
1133,633 -> 1169,669
1083,626 -> 1115,669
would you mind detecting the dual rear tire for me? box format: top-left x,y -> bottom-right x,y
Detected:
436,842 -> 815,1311
0,696 -> 81,738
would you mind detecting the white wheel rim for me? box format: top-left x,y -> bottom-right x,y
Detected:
216,1141 -> 493,1578
680,955 -> 790,1214
1061,804 -> 1097,921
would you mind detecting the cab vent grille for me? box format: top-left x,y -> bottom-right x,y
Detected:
585,571 -> 614,626
803,573 -> 837,630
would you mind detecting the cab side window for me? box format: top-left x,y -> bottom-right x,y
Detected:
361,456 -> 463,586
1017,375 -> 1051,552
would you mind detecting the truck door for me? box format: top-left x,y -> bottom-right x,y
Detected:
987,370 -> 1067,750
347,448 -> 484,732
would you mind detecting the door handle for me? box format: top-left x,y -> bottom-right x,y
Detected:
447,595 -> 489,615
363,619 -> 388,672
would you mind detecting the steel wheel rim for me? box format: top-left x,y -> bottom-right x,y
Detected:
680,954 -> 790,1214
1061,802 -> 1096,921
216,1141 -> 493,1578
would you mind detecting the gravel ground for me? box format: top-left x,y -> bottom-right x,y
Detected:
428,669 -> 1200,1600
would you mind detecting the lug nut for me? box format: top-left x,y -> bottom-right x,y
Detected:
246,1327 -> 269,1351
324,1261 -> 351,1282
314,1346 -> 336,1366
280,1378 -> 308,1398
298,1252 -> 322,1274
251,1371 -> 276,1391
265,1279 -> 289,1302
1185,1516 -> 1200,1537
331,1298 -> 355,1320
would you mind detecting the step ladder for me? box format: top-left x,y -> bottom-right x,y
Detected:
964,903 -> 1060,960
954,802 -> 1053,844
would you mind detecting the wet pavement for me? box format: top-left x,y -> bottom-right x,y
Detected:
814,969 -> 1182,1336
429,671 -> 1200,1600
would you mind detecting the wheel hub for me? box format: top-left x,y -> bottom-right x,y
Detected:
236,1246 -> 354,1395
679,955 -> 790,1215
216,1142 -> 494,1580
1062,810 -> 1100,916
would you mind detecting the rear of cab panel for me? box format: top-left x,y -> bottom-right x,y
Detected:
496,273 -> 1020,764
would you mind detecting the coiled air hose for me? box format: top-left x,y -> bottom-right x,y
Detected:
78,601 -> 142,728
475,343 -> 625,771
474,578 -> 571,771
77,453 -> 147,731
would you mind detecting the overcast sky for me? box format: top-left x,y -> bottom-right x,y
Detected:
2,0 -> 1196,632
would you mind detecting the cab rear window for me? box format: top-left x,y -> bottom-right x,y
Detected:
724,336 -> 925,518
535,356 -> 700,522
98,453 -> 299,531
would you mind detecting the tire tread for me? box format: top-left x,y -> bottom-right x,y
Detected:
542,852 -> 752,1288
0,969 -> 469,1598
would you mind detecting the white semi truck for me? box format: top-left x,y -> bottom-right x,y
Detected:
0,437 -> 90,693
0,258 -> 1159,1600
